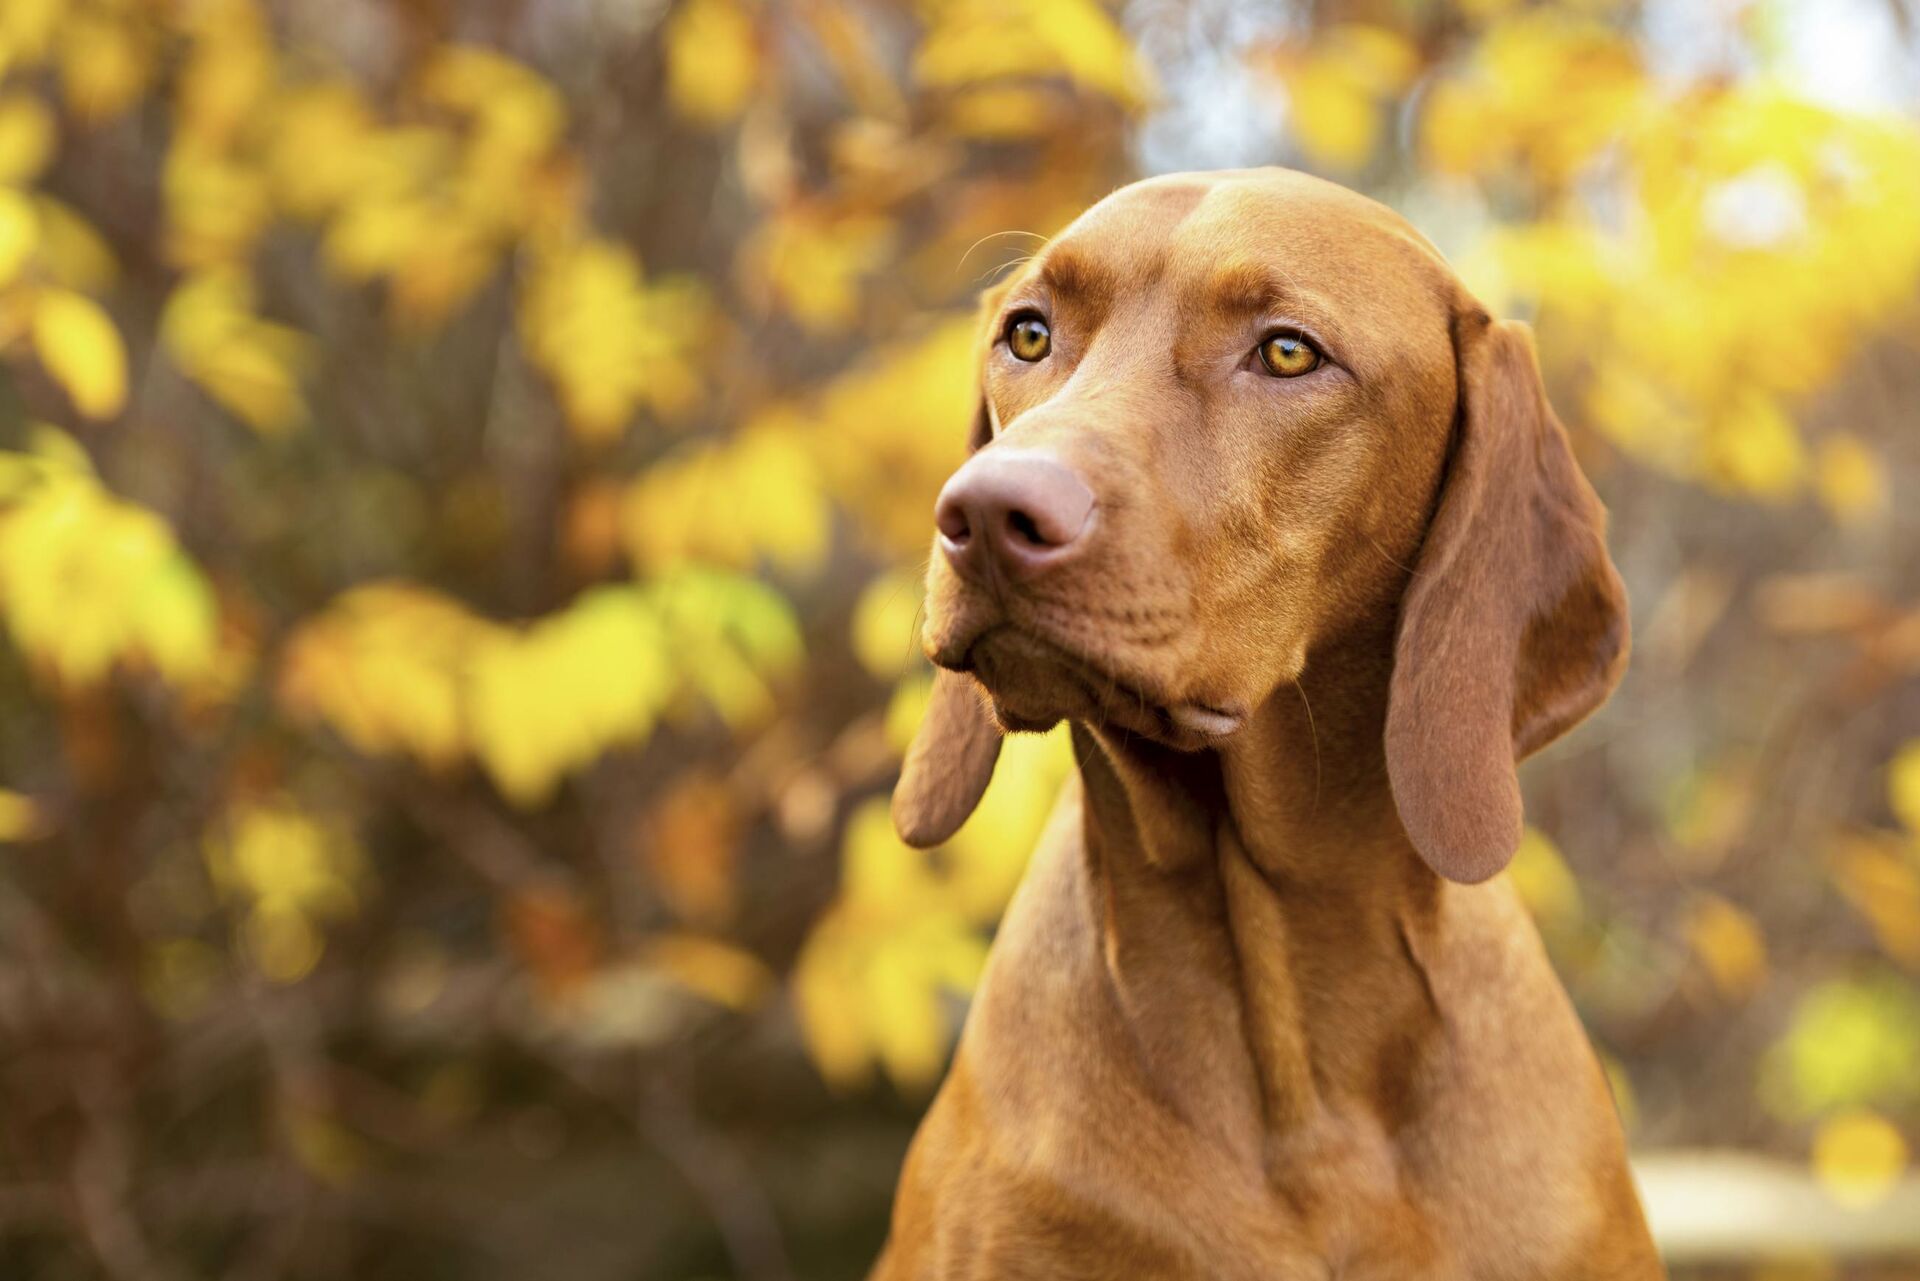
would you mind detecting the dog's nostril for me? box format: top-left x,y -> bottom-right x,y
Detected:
935,502 -> 972,545
933,449 -> 1092,578
1006,509 -> 1045,547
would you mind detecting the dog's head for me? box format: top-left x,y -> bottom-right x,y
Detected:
895,169 -> 1626,884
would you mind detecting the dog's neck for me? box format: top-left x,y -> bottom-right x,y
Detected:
1070,619 -> 1444,1159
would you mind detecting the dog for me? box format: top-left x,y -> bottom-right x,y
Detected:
871,169 -> 1663,1280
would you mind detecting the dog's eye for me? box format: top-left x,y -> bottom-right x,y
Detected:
1006,314 -> 1051,362
1257,332 -> 1321,377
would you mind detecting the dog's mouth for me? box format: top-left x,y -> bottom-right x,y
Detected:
935,625 -> 1245,749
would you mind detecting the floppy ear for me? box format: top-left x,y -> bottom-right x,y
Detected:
967,394 -> 993,451
965,280 -> 1014,451
891,279 -> 1014,847
894,667 -> 1002,847
1385,314 -> 1629,884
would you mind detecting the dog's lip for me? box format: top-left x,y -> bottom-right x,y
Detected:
934,626 -> 1245,744
1167,702 -> 1245,739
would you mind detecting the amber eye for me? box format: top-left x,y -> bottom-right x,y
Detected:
1007,314 -> 1051,362
1258,331 -> 1321,377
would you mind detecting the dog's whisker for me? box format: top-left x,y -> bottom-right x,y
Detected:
957,230 -> 1049,281
983,251 -> 1042,285
1365,534 -> 1417,576
906,597 -> 929,675
1292,677 -> 1322,820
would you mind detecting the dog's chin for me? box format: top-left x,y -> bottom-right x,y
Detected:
943,626 -> 1245,752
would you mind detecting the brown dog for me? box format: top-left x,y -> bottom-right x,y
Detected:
873,169 -> 1663,1280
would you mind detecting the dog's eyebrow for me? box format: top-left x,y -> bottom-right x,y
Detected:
1199,261 -> 1353,358
1034,248 -> 1120,311
1204,262 -> 1318,318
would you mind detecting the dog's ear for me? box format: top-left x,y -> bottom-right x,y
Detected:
1385,314 -> 1629,884
966,277 -> 1015,451
894,667 -> 1002,847
892,279 -> 1017,847
967,393 -> 993,452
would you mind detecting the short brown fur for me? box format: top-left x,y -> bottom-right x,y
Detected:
879,169 -> 1661,1280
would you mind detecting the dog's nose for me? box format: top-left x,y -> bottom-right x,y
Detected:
935,450 -> 1095,581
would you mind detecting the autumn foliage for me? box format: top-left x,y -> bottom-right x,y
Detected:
0,1 -> 1918,1277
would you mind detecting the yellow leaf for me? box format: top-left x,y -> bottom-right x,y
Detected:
938,85 -> 1063,140
32,196 -> 116,290
1683,893 -> 1768,1001
210,800 -> 360,921
1829,832 -> 1920,969
1705,392 -> 1805,500
741,211 -> 895,332
31,289 -> 127,419
161,136 -> 273,268
0,0 -> 63,66
1420,80 -> 1491,177
1507,827 -> 1583,929
1418,16 -> 1642,185
0,91 -> 55,183
871,952 -> 948,1086
266,82 -> 375,219
915,15 -> 1064,89
389,228 -> 499,330
1275,26 -> 1418,171
319,192 -> 435,281
206,799 -> 363,986
648,568 -> 800,730
1891,741 -> 1920,838
1323,24 -> 1420,95
623,426 -> 830,575
851,569 -> 924,679
1759,979 -> 1920,1120
278,583 -> 482,770
792,799 -> 989,1090
943,726 -> 1074,922
1285,61 -> 1380,172
664,0 -> 758,126
799,317 -> 977,555
1666,761 -> 1754,872
1027,0 -> 1155,108
132,554 -> 221,685
1816,434 -> 1889,526
244,904 -> 320,983
916,0 -> 1152,111
0,788 -> 47,842
57,13 -> 153,122
1811,1110 -> 1908,1210
416,46 -> 564,156
884,673 -> 932,756
520,238 -> 708,441
159,270 -> 310,434
640,933 -> 772,1010
0,431 -> 218,687
839,797 -> 940,908
175,9 -> 273,145
468,589 -> 674,807
0,189 -> 35,287
283,580 -> 768,806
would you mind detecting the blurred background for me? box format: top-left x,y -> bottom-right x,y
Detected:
0,0 -> 1917,1277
